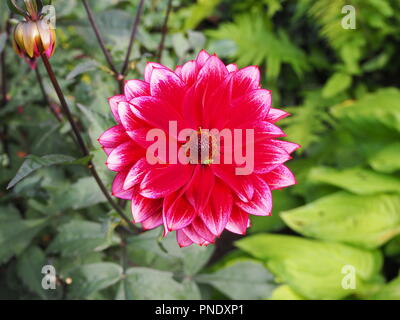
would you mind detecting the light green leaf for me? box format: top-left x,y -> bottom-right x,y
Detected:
270,285 -> 305,300
47,220 -> 120,257
371,275 -> 400,300
308,167 -> 400,195
331,88 -> 400,137
368,142 -> 400,173
66,263 -> 122,299
322,72 -> 352,98
118,267 -> 200,300
196,260 -> 275,300
237,234 -> 383,299
7,154 -> 76,189
281,192 -> 400,249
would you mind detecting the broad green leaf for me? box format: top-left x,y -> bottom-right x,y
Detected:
368,142 -> 400,173
118,267 -> 200,300
16,246 -> 61,299
196,260 -> 275,300
371,275 -> 400,300
322,72 -> 352,98
7,154 -> 76,189
127,229 -> 213,275
270,285 -> 305,300
237,234 -> 383,299
66,263 -> 122,299
281,192 -> 400,249
308,167 -> 400,195
52,177 -> 107,210
331,88 -> 400,138
0,216 -> 49,264
172,33 -> 190,57
47,220 -> 120,257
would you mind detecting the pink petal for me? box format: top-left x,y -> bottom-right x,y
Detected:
131,192 -> 163,223
226,63 -> 238,72
140,164 -> 194,199
211,164 -> 254,202
141,211 -> 163,230
124,79 -> 150,100
265,108 -> 290,123
108,95 -> 126,123
191,217 -> 216,243
182,225 -> 210,246
163,191 -> 197,231
225,206 -> 249,235
123,157 -> 151,190
180,60 -> 198,86
195,55 -> 228,98
185,165 -> 215,212
98,125 -> 130,148
254,142 -> 292,174
262,164 -> 296,190
200,179 -> 233,236
106,141 -> 143,171
226,89 -> 271,127
176,229 -> 193,247
237,176 -> 272,216
144,62 -> 170,82
112,170 -> 134,200
149,67 -> 186,107
231,66 -> 260,99
196,49 -> 211,68
268,139 -> 301,154
130,96 -> 187,138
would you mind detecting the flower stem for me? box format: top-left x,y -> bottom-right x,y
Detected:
120,0 -> 146,77
40,53 -> 139,233
157,0 -> 173,63
81,0 -> 122,84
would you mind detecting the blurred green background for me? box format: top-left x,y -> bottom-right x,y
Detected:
0,0 -> 400,300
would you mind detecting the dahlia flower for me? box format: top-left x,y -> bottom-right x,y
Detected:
12,17 -> 56,69
99,50 -> 299,247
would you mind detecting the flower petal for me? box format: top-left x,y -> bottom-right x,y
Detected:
185,165 -> 215,212
262,164 -> 296,190
106,141 -> 143,171
226,63 -> 238,72
150,67 -> 186,105
163,191 -> 197,231
140,164 -> 194,199
231,66 -> 260,99
112,170 -> 134,200
237,176 -> 272,216
254,142 -> 291,174
180,60 -> 198,86
125,79 -> 150,100
98,125 -> 130,149
191,217 -> 216,243
108,95 -> 126,123
124,157 -> 151,190
131,192 -> 163,223
265,108 -> 290,123
195,49 -> 211,68
176,229 -> 193,247
144,62 -> 170,82
200,179 -> 233,236
141,211 -> 163,230
225,206 -> 249,235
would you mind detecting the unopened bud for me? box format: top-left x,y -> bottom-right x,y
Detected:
12,19 -> 56,69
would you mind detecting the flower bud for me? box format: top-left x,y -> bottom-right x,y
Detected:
12,19 -> 56,68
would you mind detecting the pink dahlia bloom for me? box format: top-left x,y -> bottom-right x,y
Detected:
99,50 -> 299,247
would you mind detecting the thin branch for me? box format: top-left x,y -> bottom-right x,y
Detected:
157,0 -> 173,63
40,53 -> 140,233
35,66 -> 63,122
82,0 -> 120,77
120,0 -> 146,77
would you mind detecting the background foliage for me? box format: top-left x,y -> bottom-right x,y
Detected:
1,0 -> 400,300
